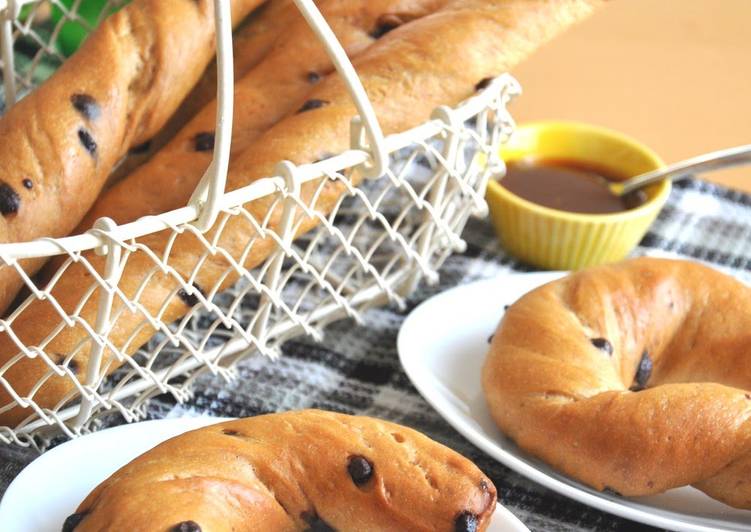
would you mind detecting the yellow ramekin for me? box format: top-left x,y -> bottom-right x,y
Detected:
486,121 -> 670,270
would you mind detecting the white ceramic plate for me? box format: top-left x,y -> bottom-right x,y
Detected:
0,417 -> 527,532
398,271 -> 751,532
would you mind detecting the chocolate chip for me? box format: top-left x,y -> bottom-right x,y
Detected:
177,283 -> 205,307
193,132 -> 215,152
177,289 -> 198,307
171,522 -> 201,532
297,99 -> 329,113
475,77 -> 494,91
129,140 -> 152,155
479,479 -> 489,491
454,511 -> 478,532
370,14 -> 404,39
307,71 -> 322,84
78,128 -> 97,157
0,183 -> 21,216
487,334 -> 494,344
56,354 -> 79,373
62,512 -> 88,532
745,393 -> 751,400
22,178 -> 33,189
347,455 -> 373,486
503,305 -> 510,310
222,429 -> 241,436
301,511 -> 336,532
630,350 -> 652,391
590,337 -> 613,355
70,94 -> 100,121
603,486 -> 622,496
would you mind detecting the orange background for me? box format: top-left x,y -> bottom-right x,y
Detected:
510,0 -> 751,191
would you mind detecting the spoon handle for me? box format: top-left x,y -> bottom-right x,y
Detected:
615,144 -> 751,196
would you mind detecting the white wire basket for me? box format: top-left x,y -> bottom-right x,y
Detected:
0,0 -> 520,447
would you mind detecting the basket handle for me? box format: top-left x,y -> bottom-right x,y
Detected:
189,0 -> 234,232
190,0 -> 389,232
290,0 -> 387,178
0,0 -> 19,107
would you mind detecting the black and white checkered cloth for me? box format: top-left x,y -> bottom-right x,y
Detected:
2,178 -> 751,531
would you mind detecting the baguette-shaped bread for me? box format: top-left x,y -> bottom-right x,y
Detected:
65,410 -> 497,531
165,0 -> 297,134
81,0 -> 449,228
107,0 -> 290,182
0,0 -> 601,426
0,0 -> 264,314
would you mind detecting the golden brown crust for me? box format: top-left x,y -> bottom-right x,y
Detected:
106,0 -> 289,183
0,0 -> 600,426
482,257 -> 751,509
69,410 -> 497,531
0,0 -> 265,314
162,0 -> 296,136
80,0 -> 450,229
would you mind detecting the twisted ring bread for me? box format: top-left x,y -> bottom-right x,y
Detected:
63,410 -> 497,531
482,257 -> 751,509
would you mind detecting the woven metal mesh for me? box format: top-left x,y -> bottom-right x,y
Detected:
0,0 -> 518,447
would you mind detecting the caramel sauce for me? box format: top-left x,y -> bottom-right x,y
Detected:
500,159 -> 646,214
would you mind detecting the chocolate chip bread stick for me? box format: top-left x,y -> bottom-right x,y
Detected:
166,0 -> 302,136
0,0 -> 265,314
66,411 -> 497,531
80,0 -> 449,228
0,0 -> 601,425
109,0 -> 292,182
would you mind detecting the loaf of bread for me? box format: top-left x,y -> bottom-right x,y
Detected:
0,0 -> 600,426
80,0 -> 449,228
0,0 -> 265,315
107,0 -> 290,183
482,258 -> 751,509
62,410 -> 498,531
161,0 -> 297,138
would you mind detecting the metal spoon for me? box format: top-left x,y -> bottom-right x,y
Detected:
609,144 -> 751,197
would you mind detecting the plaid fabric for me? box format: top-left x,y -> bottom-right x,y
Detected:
3,177 -> 751,531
